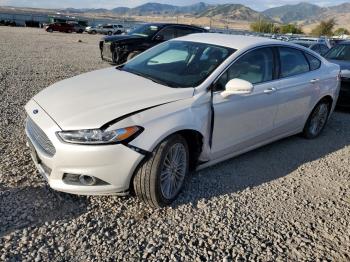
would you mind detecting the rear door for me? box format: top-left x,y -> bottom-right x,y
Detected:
274,46 -> 320,133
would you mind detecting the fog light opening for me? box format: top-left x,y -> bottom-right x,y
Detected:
79,175 -> 97,186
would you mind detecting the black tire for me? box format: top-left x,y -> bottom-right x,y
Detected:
47,28 -> 53,33
112,51 -> 120,65
133,135 -> 189,208
107,31 -> 113,36
67,29 -> 72,33
302,99 -> 331,139
91,30 -> 97,35
127,51 -> 141,61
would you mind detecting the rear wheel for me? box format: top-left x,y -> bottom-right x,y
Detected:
67,29 -> 72,33
133,135 -> 189,208
47,28 -> 53,33
91,30 -> 97,35
302,100 -> 331,139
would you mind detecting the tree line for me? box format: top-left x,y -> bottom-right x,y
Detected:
250,18 -> 349,36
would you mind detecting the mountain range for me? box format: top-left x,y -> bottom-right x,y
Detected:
61,2 -> 350,25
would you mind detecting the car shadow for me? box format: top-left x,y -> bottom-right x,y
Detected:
0,185 -> 88,237
173,111 -> 350,207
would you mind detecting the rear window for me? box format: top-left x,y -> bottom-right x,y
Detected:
305,53 -> 321,71
279,47 -> 309,78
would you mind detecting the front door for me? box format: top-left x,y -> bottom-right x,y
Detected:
211,47 -> 279,159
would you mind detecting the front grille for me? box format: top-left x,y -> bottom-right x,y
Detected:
103,42 -> 113,60
26,117 -> 56,157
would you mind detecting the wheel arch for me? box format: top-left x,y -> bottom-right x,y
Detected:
129,128 -> 204,195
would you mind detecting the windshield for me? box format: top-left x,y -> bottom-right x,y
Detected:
129,24 -> 160,37
325,44 -> 350,61
121,41 -> 235,88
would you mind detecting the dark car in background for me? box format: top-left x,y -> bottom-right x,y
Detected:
46,23 -> 75,33
100,23 -> 207,65
325,41 -> 350,107
291,40 -> 330,56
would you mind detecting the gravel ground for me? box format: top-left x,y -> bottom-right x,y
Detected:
0,27 -> 350,261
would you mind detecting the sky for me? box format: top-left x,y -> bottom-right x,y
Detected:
0,0 -> 348,11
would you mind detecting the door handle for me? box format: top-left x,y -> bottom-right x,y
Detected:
310,79 -> 320,84
264,87 -> 277,94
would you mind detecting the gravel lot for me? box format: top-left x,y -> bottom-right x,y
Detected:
0,27 -> 350,261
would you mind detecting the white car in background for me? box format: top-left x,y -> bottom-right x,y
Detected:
25,34 -> 340,207
86,24 -> 125,35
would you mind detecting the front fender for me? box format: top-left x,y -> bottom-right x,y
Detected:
106,92 -> 212,159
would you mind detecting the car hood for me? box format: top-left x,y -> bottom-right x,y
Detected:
103,34 -> 142,43
33,67 -> 194,130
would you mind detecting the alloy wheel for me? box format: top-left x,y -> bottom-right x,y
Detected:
309,103 -> 329,136
160,143 -> 187,200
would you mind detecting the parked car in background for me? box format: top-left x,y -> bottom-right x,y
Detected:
0,20 -> 17,26
291,40 -> 330,56
325,41 -> 350,107
295,37 -> 332,48
100,23 -> 207,64
25,34 -> 340,207
71,23 -> 86,34
86,24 -> 125,35
46,23 -> 75,33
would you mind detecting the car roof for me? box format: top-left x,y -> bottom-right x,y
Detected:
291,40 -> 312,45
177,33 -> 282,50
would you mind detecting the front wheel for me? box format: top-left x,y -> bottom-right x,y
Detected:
133,135 -> 189,208
107,31 -> 113,36
302,100 -> 331,139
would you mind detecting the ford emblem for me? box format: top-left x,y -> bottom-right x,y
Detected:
33,109 -> 39,114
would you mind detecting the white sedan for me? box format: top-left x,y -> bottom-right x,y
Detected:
25,33 -> 340,207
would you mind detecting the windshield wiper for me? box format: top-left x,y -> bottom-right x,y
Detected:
124,69 -> 178,88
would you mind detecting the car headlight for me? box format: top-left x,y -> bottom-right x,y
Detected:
57,126 -> 142,145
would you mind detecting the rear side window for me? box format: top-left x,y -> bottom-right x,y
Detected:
305,53 -> 321,71
158,26 -> 176,41
279,47 -> 309,78
176,27 -> 203,37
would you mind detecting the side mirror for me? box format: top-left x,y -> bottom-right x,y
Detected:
221,78 -> 253,98
154,35 -> 164,41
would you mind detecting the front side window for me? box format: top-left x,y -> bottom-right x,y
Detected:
122,41 -> 235,88
279,47 -> 309,78
325,44 -> 350,61
176,27 -> 202,37
215,47 -> 274,91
